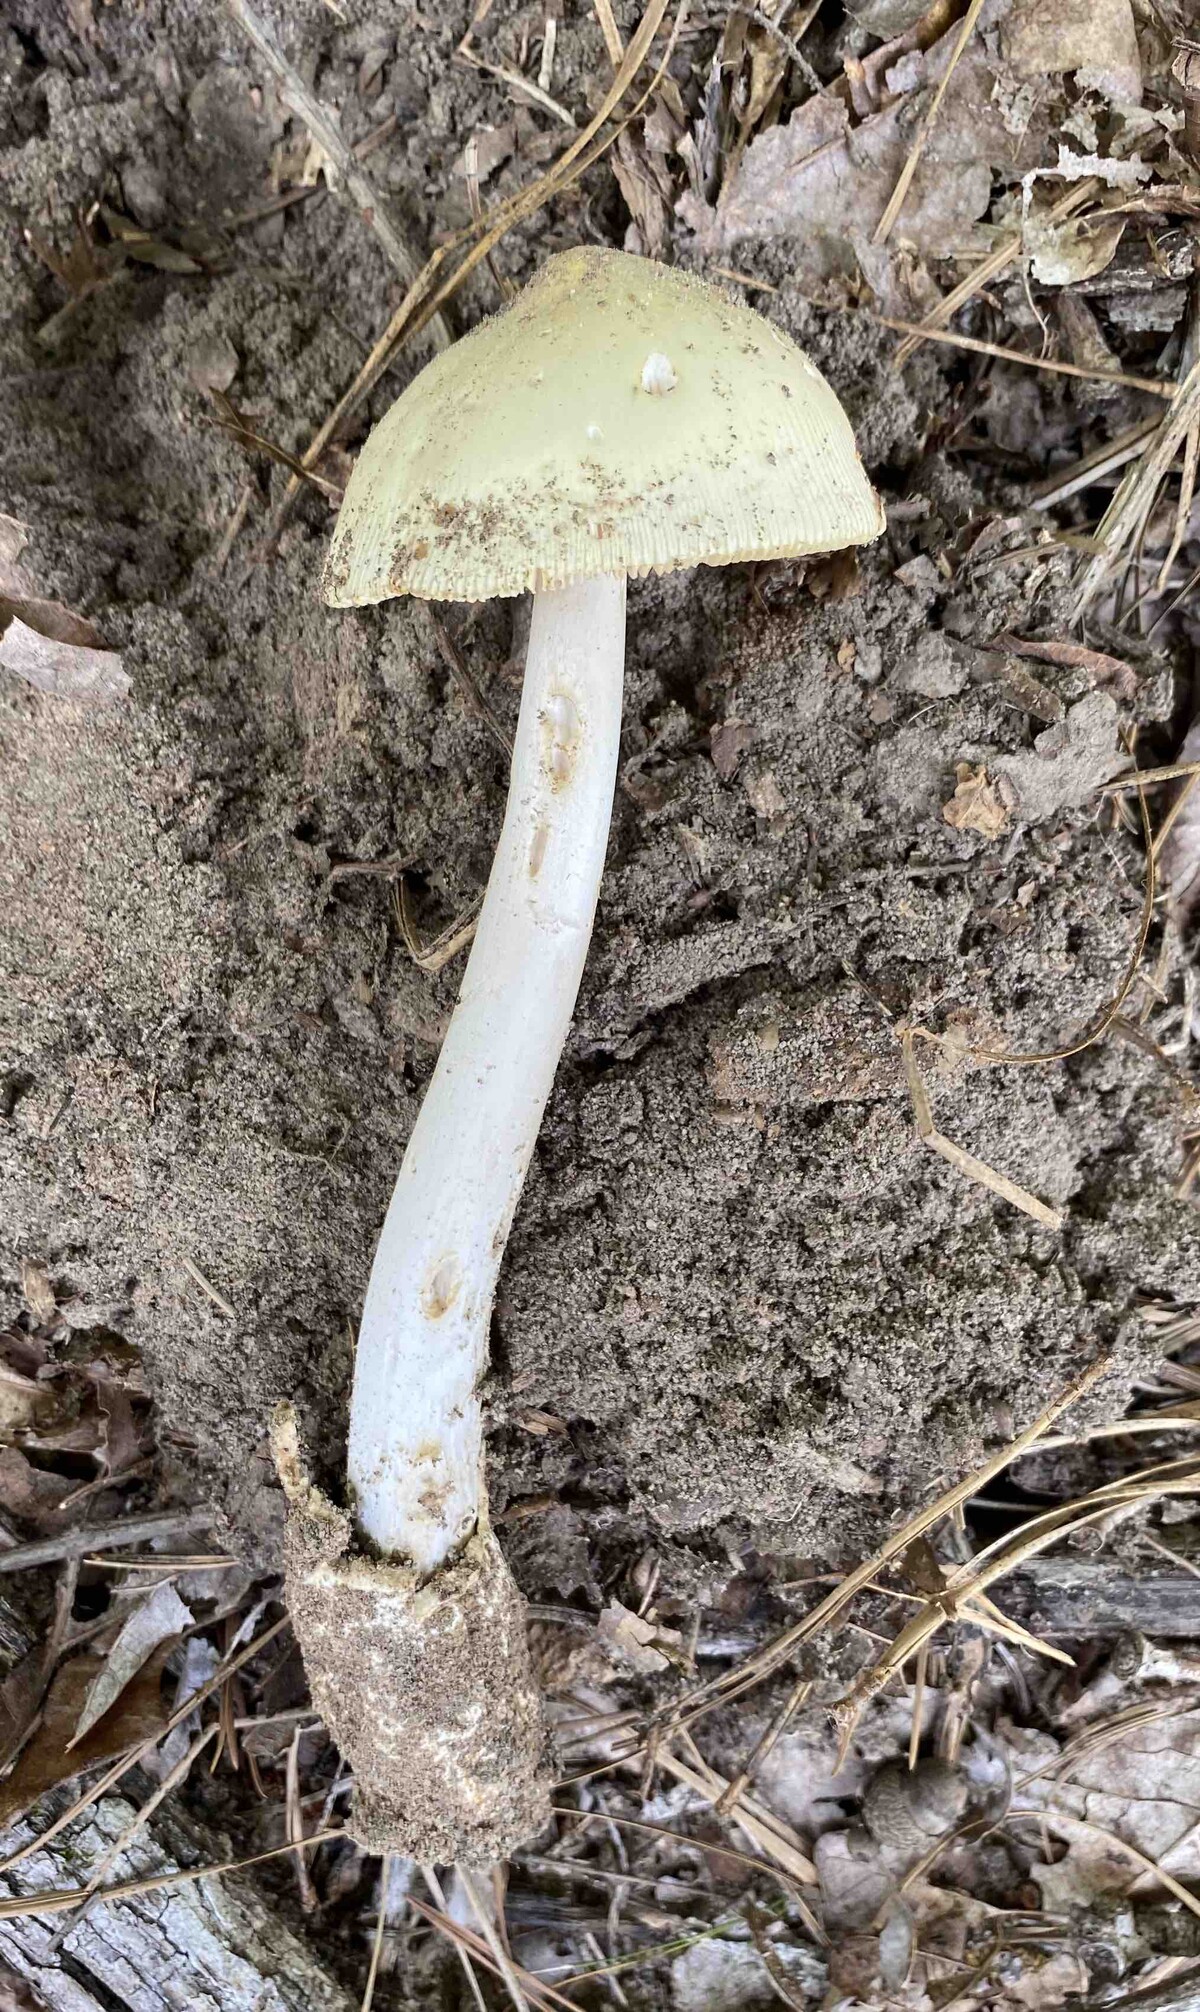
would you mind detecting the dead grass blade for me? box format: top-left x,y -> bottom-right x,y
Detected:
1031,421 -> 1161,511
1101,761 -> 1200,794
406,1892 -> 576,2012
0,1825 -> 346,1921
665,1354 -> 1112,1725
459,1865 -> 532,2012
430,615 -> 513,757
592,0 -> 625,67
459,46 -> 576,127
264,0 -> 677,544
908,1641 -> 928,1769
286,1721 -> 316,1912
876,315 -> 1172,400
659,1739 -> 818,1891
835,1451 -> 1200,1742
208,392 -> 344,500
394,881 -> 482,974
557,1802 -> 824,1947
421,1865 -> 489,2012
1152,770 -> 1200,872
1156,418 -> 1200,591
225,0 -> 448,340
872,0 -> 987,245
360,1853 -> 390,2012
0,1508 -> 213,1577
179,1253 -> 237,1319
893,180 -> 1100,365
902,1032 -> 1062,1231
1073,353 -> 1200,618
715,1675 -> 811,1817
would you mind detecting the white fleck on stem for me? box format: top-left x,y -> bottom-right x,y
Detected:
348,575 -> 627,1570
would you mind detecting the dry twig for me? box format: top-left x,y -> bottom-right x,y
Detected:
0,1509 -> 213,1575
877,315 -> 1172,400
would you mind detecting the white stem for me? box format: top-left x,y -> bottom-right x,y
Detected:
347,575 -> 627,1571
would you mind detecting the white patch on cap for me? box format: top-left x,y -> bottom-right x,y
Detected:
640,352 -> 677,396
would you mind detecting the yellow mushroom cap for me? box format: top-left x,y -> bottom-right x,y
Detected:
324,247 -> 884,606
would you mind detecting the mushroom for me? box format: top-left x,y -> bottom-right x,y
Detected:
276,247 -> 883,1864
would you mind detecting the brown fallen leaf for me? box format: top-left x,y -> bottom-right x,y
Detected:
1001,0 -> 1142,106
596,1600 -> 684,1675
942,762 -> 1010,840
0,1642 -> 174,1833
1158,717 -> 1200,917
1000,634 -> 1139,702
681,14 -> 1048,282
97,203 -> 205,275
710,718 -> 754,781
517,1407 -> 569,1438
0,595 -> 129,706
17,1261 -> 55,1329
612,124 -> 675,260
0,1446 -> 77,1533
70,1580 -> 193,1748
24,210 -> 116,303
1027,210 -> 1126,287
78,1339 -> 152,1477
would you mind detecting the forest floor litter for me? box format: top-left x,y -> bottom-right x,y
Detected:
5,0 -> 1200,2003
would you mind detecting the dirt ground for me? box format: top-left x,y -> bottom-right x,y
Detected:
10,5 -> 1200,2000
4,0 -> 1199,1613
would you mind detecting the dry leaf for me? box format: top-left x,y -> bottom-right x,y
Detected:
1001,0 -> 1142,105
1157,716 -> 1200,917
453,122 -> 516,185
681,17 -> 1047,282
0,595 -> 129,706
814,1826 -> 892,1933
942,763 -> 1011,840
945,769 -> 1010,845
516,1407 -> 569,1437
596,1600 -> 683,1674
1000,634 -> 1139,700
70,1579 -> 193,1748
82,1343 -> 151,1476
710,719 -> 754,781
1028,210 -> 1126,286
17,1261 -> 55,1329
0,1446 -> 76,1532
611,125 -> 675,259
97,203 -> 204,274
0,1644 -> 173,1832
25,213 -> 115,301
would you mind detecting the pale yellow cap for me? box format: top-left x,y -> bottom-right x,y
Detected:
324,247 -> 884,606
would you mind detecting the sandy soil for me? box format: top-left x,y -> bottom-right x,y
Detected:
3,0 -> 1198,1626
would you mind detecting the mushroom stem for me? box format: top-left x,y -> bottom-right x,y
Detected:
348,573 -> 627,1570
